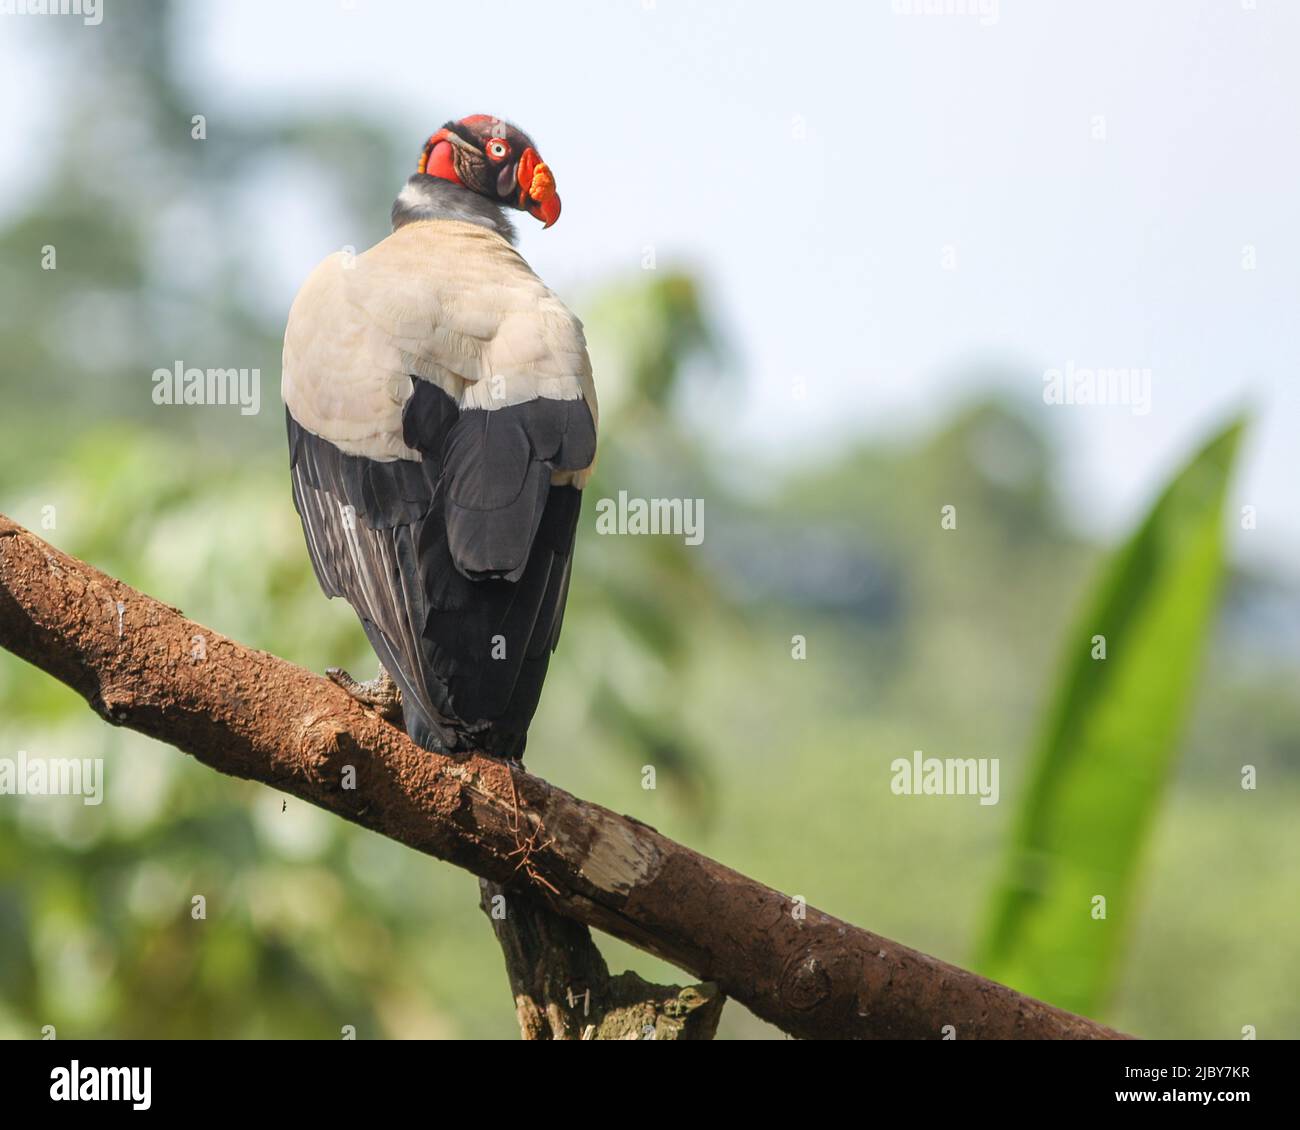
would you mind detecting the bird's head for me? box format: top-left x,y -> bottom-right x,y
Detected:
418,115 -> 561,229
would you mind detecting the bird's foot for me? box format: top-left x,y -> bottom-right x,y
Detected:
327,667 -> 404,725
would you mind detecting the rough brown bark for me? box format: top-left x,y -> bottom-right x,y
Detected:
0,514 -> 1131,1040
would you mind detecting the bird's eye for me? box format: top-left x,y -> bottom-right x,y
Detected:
486,139 -> 510,161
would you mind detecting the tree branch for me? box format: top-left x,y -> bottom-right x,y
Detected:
0,514 -> 1130,1040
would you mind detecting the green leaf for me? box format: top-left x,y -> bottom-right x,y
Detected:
975,416 -> 1247,1015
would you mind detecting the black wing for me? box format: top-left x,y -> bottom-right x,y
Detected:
287,379 -> 596,758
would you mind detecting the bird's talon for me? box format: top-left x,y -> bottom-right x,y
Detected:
327,667 -> 404,724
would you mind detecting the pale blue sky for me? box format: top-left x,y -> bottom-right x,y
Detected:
3,0 -> 1297,572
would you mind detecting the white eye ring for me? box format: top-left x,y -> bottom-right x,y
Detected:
487,140 -> 508,159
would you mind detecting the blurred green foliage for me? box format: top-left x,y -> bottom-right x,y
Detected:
1,2 -> 1296,1040
979,418 -> 1244,1014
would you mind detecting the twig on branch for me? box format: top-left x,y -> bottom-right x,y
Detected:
0,515 -> 1132,1040
488,774 -> 722,1040
479,879 -> 723,1039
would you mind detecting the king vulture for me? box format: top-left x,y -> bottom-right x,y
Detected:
281,115 -> 598,760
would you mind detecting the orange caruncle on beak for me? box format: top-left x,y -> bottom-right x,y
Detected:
517,146 -> 561,228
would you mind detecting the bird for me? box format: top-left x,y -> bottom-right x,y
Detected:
281,114 -> 598,761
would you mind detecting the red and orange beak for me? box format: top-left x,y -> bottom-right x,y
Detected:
517,146 -> 561,228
